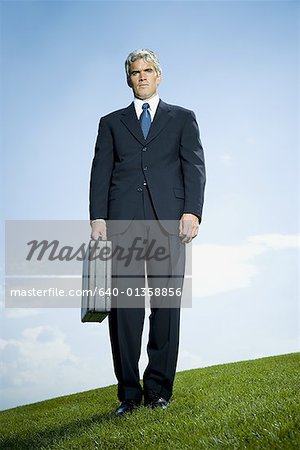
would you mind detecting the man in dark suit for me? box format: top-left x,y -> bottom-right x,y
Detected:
89,49 -> 206,416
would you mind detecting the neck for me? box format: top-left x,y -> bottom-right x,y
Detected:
135,92 -> 158,101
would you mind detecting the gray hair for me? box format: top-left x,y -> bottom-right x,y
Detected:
125,49 -> 162,80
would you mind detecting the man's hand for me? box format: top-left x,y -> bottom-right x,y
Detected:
90,220 -> 107,241
179,213 -> 200,243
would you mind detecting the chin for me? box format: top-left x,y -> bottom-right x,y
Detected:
142,93 -> 152,100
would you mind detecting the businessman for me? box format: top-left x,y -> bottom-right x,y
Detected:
89,49 -> 206,416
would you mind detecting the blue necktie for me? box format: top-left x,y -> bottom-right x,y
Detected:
140,103 -> 151,139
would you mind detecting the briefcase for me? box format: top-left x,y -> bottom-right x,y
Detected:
81,239 -> 112,323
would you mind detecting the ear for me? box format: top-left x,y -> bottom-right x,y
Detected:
127,77 -> 132,88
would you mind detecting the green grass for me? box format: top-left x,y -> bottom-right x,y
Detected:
0,353 -> 299,449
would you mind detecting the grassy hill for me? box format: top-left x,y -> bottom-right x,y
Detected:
0,353 -> 299,449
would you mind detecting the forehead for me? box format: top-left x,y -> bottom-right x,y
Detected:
129,58 -> 155,72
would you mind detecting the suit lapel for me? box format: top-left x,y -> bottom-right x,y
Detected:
120,103 -> 145,145
120,100 -> 172,145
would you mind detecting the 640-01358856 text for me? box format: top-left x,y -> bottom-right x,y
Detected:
97,287 -> 182,297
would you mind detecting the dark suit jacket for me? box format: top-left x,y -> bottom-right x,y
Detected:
89,99 -> 206,232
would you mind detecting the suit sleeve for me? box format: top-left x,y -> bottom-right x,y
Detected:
89,117 -> 114,220
179,111 -> 206,220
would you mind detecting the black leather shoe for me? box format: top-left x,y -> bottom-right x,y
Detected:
115,400 -> 141,417
150,396 -> 169,409
144,391 -> 169,409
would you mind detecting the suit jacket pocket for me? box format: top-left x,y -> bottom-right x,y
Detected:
173,187 -> 185,199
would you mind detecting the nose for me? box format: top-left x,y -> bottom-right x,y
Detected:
139,71 -> 147,81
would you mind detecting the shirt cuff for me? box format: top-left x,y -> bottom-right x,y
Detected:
90,219 -> 106,225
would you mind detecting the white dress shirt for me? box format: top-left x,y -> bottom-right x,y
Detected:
134,94 -> 160,122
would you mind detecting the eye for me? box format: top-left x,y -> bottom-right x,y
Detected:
145,69 -> 153,73
131,71 -> 138,76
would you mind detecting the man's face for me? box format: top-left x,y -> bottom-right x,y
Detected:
128,58 -> 162,100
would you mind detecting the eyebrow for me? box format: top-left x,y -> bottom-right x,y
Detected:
130,68 -> 153,74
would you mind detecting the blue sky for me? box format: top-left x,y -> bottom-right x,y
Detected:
1,0 -> 299,410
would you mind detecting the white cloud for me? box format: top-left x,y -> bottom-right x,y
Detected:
177,350 -> 210,371
0,325 -> 113,409
0,326 -> 78,387
0,295 -> 43,319
247,233 -> 299,250
192,233 -> 299,297
4,308 -> 43,319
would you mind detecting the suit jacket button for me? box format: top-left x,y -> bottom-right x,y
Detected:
142,147 -> 147,152
143,166 -> 148,171
137,187 -> 143,192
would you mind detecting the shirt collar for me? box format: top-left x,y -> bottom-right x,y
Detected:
134,94 -> 160,112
